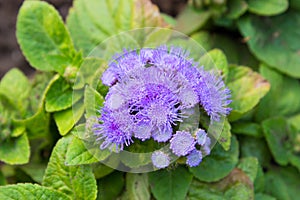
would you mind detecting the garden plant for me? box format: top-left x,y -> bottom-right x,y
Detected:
0,0 -> 300,199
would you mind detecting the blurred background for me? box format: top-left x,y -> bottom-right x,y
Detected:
0,0 -> 187,78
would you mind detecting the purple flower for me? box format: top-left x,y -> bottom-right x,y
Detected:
95,46 -> 231,152
170,131 -> 196,156
151,151 -> 170,169
186,149 -> 203,167
196,128 -> 207,146
201,136 -> 212,156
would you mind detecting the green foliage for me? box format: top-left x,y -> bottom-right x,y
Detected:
149,166 -> 193,200
1,0 -> 299,199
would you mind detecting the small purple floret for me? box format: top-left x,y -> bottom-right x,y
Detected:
151,151 -> 170,169
196,128 -> 207,146
186,149 -> 203,167
170,131 -> 196,156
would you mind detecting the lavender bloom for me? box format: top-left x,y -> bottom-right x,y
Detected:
201,136 -> 212,156
186,149 -> 203,167
196,128 -> 207,146
95,46 -> 231,154
151,151 -> 170,169
170,131 -> 196,156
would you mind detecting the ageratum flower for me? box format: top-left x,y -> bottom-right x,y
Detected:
151,151 -> 170,169
94,46 -> 231,155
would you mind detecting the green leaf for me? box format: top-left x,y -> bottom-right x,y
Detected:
189,135 -> 239,182
67,0 -> 166,55
19,163 -> 47,184
255,193 -> 276,200
0,171 -> 6,186
238,12 -> 300,78
255,64 -> 300,121
239,136 -> 272,168
124,173 -> 150,200
149,166 -> 193,200
92,163 -> 114,179
188,180 -> 224,200
262,117 -> 293,166
16,1 -> 77,73
0,68 -> 30,114
97,171 -> 124,200
0,133 -> 30,165
265,166 -> 300,200
84,86 -> 104,118
232,122 -> 263,138
225,0 -> 248,19
54,101 -> 85,136
0,183 -> 70,200
45,76 -> 82,112
227,65 -> 270,121
224,182 -> 253,200
218,119 -> 231,151
237,157 -> 258,183
248,0 -> 288,16
199,49 -> 229,81
175,6 -> 211,34
42,136 -> 97,200
65,136 -> 98,165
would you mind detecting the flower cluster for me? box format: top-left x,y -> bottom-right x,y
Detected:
93,46 -> 231,168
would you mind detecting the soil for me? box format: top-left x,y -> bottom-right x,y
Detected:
0,0 -> 187,78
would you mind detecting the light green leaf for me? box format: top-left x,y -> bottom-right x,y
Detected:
237,157 -> 258,183
65,136 -> 98,165
45,76 -> 82,112
248,0 -> 288,16
16,1 -> 77,73
238,12 -> 300,78
0,133 -> 30,165
84,86 -> 104,118
199,49 -> 229,81
66,134 -> 111,165
255,64 -> 300,121
227,65 -> 270,121
189,135 -> 239,182
0,68 -> 30,114
149,166 -> 193,200
225,0 -> 248,19
224,182 -> 253,200
0,183 -> 70,200
67,0 -> 166,55
124,173 -> 150,200
218,119 -> 231,151
175,6 -> 211,34
42,136 -> 97,200
54,101 -> 85,136
97,171 -> 124,200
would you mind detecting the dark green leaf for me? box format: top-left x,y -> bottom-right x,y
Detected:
262,117 -> 292,166
232,122 -> 263,138
237,157 -> 258,183
225,0 -> 248,19
149,166 -> 193,200
189,135 -> 239,182
97,171 -> 124,200
265,166 -> 300,200
255,64 -> 300,121
238,12 -> 300,78
42,136 -> 97,200
124,173 -> 150,200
